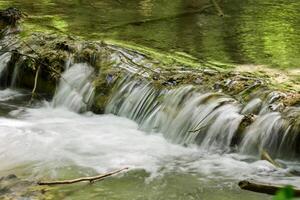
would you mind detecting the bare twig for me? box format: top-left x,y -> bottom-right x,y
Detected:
211,0 -> 224,17
29,65 -> 40,102
37,167 -> 129,186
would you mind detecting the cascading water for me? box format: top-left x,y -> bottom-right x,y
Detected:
106,77 -> 300,159
51,63 -> 95,112
0,52 -> 11,76
107,79 -> 245,150
240,107 -> 300,159
0,50 -> 299,199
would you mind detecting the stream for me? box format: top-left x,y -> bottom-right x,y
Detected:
0,63 -> 299,199
0,0 -> 299,199
0,89 -> 281,200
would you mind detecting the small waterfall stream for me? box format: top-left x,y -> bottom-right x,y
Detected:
0,42 -> 298,199
0,52 -> 11,76
0,47 -> 298,161
106,78 -> 300,159
52,63 -> 95,112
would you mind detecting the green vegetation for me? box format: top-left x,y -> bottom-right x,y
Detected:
274,186 -> 295,200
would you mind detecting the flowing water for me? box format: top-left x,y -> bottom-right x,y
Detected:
52,63 -> 95,112
0,61 -> 299,199
1,0 -> 300,71
0,0 -> 299,199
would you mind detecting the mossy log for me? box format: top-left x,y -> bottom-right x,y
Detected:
239,180 -> 300,197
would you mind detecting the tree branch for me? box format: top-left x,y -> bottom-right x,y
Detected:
29,65 -> 40,103
211,0 -> 224,17
37,167 -> 129,186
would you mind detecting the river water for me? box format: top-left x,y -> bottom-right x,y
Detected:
0,0 -> 299,199
0,64 -> 299,199
0,89 -> 278,199
1,0 -> 300,71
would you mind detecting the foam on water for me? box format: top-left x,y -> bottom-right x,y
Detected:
0,52 -> 11,76
107,79 -> 300,160
0,106 -> 297,186
0,89 -> 23,101
52,63 -> 95,112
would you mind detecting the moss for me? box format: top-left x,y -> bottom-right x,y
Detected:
92,66 -> 122,113
1,29 -> 296,113
282,93 -> 300,107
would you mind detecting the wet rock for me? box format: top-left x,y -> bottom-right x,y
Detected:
282,93 -> 300,107
213,82 -> 222,90
163,77 -> 177,86
55,41 -> 75,52
193,77 -> 202,84
0,7 -> 25,26
203,68 -> 218,75
268,91 -> 287,104
5,174 -> 17,180
269,103 -> 285,112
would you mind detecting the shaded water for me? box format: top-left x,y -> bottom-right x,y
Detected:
1,0 -> 300,70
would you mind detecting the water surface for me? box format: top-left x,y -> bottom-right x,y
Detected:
1,0 -> 300,71
0,90 -> 280,199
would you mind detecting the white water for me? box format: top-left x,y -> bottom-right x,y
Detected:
0,88 -> 24,101
107,81 -> 245,150
52,63 -> 95,112
240,107 -> 300,159
107,79 -> 300,160
0,56 -> 298,198
0,105 -> 297,186
0,52 -> 11,77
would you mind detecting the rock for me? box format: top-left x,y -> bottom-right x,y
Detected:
203,68 -> 218,75
193,77 -> 202,84
0,7 -> 25,27
5,174 -> 17,180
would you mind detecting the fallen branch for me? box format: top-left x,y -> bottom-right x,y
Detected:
38,167 -> 129,186
239,180 -> 300,197
30,65 -> 40,102
211,0 -> 224,17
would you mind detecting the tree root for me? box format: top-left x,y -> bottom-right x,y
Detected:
37,167 -> 129,186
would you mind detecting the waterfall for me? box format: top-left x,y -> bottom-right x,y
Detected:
106,77 -> 300,159
240,107 -> 300,159
106,79 -> 244,151
52,63 -> 95,112
0,52 -> 11,80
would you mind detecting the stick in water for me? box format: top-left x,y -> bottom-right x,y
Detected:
239,180 -> 300,197
38,167 -> 129,186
